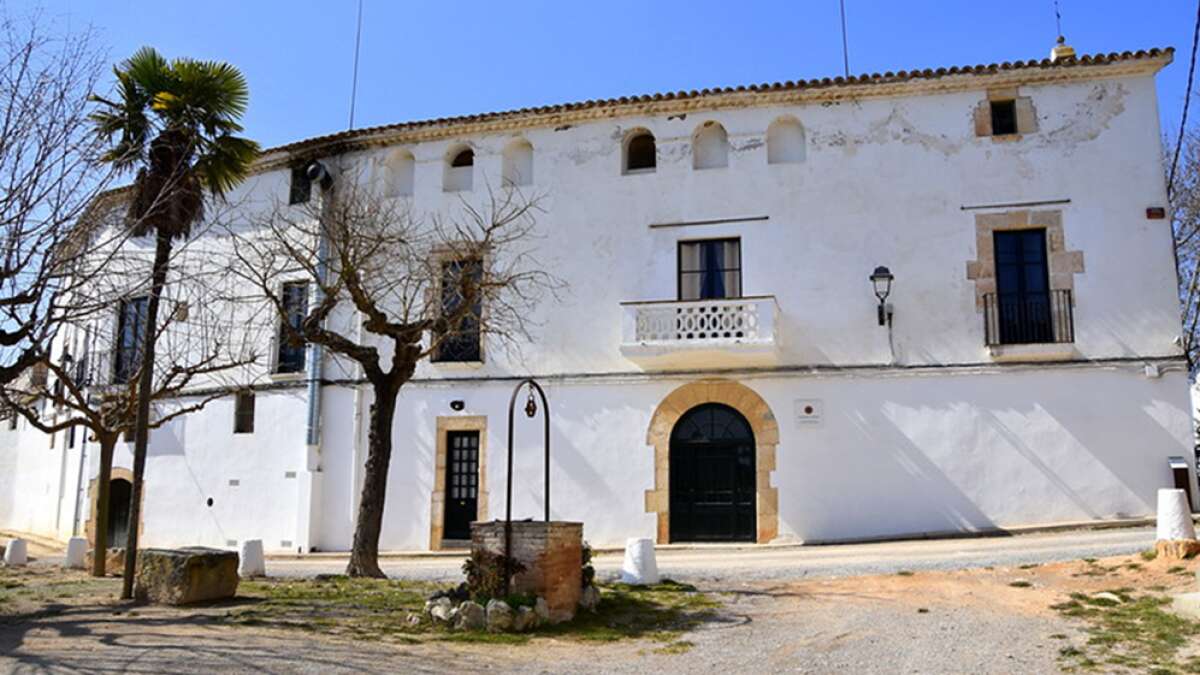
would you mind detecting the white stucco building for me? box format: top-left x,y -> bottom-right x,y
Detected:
2,45 -> 1195,553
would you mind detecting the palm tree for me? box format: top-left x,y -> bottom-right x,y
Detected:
90,47 -> 259,598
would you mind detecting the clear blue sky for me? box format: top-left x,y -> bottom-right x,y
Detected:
16,0 -> 1200,149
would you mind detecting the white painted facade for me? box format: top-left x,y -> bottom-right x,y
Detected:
2,49 -> 1195,553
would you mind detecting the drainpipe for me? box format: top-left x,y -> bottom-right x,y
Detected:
297,160 -> 334,553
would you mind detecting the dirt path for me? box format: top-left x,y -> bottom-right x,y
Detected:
5,553 -> 1196,674
3,527 -> 1198,674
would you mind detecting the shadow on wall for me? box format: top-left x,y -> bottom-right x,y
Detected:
782,372 -> 1188,542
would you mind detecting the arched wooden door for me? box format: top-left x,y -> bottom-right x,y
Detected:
669,403 -> 756,542
107,478 -> 132,548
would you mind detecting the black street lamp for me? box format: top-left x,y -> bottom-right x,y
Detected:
869,266 -> 894,327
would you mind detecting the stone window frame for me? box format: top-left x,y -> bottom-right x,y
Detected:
965,208 -> 1084,315
973,87 -> 1038,140
644,379 -> 779,544
429,415 -> 489,550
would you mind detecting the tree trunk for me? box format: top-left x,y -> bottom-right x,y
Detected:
90,435 -> 116,577
346,382 -> 399,578
120,229 -> 172,599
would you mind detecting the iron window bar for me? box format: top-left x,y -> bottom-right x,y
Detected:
983,288 -> 1074,346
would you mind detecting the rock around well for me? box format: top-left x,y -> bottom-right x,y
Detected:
134,547 -> 239,605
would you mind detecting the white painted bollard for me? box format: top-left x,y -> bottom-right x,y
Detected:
620,537 -> 660,585
1157,488 -> 1197,541
64,537 -> 87,569
3,539 -> 27,566
239,539 -> 265,578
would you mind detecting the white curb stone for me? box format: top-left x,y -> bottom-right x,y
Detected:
620,537 -> 659,585
238,539 -> 265,578
3,539 -> 27,566
1157,488 -> 1197,541
65,537 -> 87,569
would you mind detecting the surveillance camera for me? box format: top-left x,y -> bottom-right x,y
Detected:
305,160 -> 333,190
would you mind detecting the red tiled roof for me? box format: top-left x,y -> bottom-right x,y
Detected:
263,47 -> 1172,157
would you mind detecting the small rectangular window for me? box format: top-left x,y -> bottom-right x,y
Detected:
275,281 -> 309,373
113,296 -> 149,385
433,258 -> 483,363
678,239 -> 742,301
67,425 -> 75,449
990,100 -> 1018,136
289,166 -> 312,205
234,391 -> 255,434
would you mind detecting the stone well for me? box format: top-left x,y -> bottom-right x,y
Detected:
471,520 -> 582,623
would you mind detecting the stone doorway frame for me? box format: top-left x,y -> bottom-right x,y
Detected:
645,379 -> 779,544
429,415 -> 489,551
84,467 -> 143,548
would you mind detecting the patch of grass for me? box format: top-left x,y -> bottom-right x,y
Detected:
1168,566 -> 1190,576
1140,549 -> 1159,562
1018,563 -> 1039,570
540,580 -> 720,643
1082,557 -> 1098,564
1052,590 -> 1200,672
226,577 -> 720,648
1009,581 -> 1033,588
1049,633 -> 1068,640
654,640 -> 695,655
895,570 -> 914,577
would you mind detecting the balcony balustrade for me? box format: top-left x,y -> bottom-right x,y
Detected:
619,295 -> 779,368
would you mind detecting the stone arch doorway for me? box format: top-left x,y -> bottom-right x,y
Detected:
107,478 -> 132,548
645,379 -> 779,544
670,403 -> 756,542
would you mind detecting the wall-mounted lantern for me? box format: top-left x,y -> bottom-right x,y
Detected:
869,266 -> 894,327
449,400 -> 465,411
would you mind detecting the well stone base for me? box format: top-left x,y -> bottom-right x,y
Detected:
471,521 -> 582,622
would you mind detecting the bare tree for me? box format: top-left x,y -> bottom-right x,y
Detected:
0,10 -> 112,383
2,209 -> 262,575
226,168 -> 553,577
1171,128 -> 1200,372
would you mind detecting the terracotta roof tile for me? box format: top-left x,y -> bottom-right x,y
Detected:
264,47 -> 1171,157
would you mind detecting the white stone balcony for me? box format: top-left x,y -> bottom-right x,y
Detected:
619,295 -> 780,369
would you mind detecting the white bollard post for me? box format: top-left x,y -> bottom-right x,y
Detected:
3,539 -> 28,567
64,537 -> 87,569
239,539 -> 265,578
620,537 -> 660,585
1157,488 -> 1197,541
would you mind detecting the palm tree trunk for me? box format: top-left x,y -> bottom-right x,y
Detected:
90,435 -> 116,577
120,229 -> 172,599
346,382 -> 399,578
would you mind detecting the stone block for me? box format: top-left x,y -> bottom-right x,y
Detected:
485,599 -> 514,632
239,540 -> 265,578
3,539 -> 27,566
1171,591 -> 1200,621
456,600 -> 486,630
471,521 -> 582,623
620,537 -> 660,585
85,548 -> 126,576
134,547 -> 239,605
1157,489 -> 1197,541
65,537 -> 87,569
1156,539 -> 1200,560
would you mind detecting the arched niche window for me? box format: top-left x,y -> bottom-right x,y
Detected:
767,116 -> 806,164
501,138 -> 533,187
444,146 -> 474,192
693,121 -> 729,170
382,148 -> 415,197
624,130 -> 656,173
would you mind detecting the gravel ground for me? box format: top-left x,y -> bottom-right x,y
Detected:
0,527 -> 1166,674
266,526 -> 1157,583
